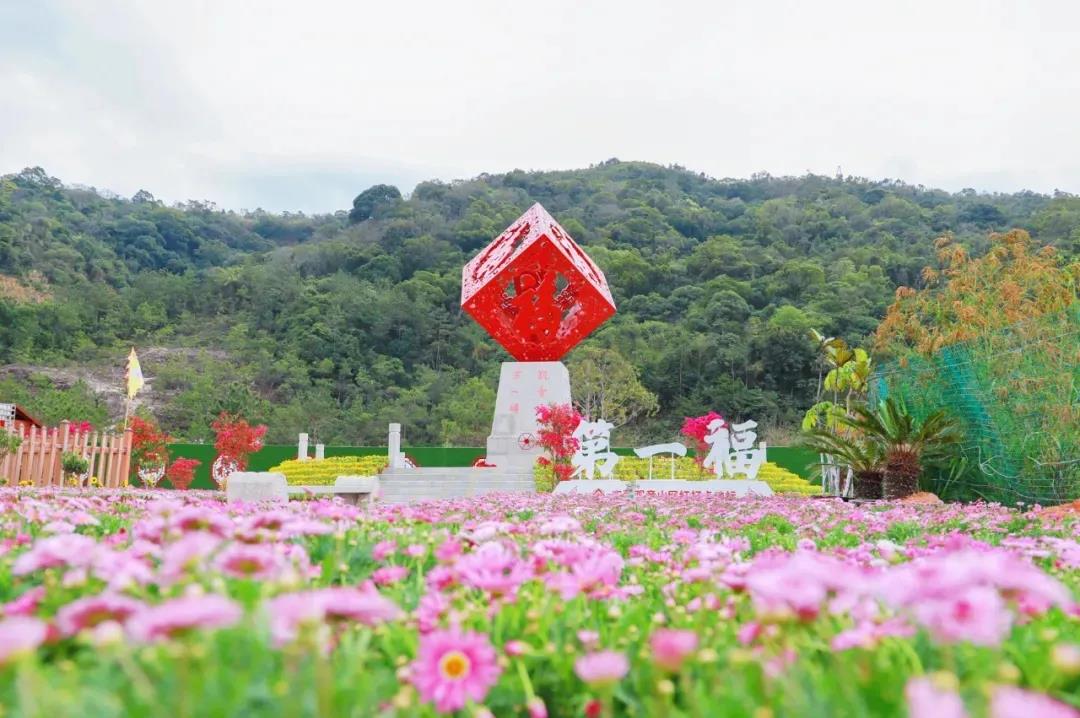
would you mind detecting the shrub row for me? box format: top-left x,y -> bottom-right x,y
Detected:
267,456 -> 388,485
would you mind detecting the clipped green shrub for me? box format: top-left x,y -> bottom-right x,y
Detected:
267,456 -> 388,486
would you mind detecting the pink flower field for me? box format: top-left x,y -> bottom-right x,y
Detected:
1,489 -> 1078,717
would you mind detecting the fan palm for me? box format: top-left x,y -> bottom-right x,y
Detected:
802,428 -> 886,500
839,398 -> 962,500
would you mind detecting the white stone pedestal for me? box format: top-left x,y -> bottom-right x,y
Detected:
485,361 -> 571,469
334,476 -> 379,505
226,472 -> 288,503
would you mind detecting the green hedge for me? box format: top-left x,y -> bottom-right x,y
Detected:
159,444 -> 818,490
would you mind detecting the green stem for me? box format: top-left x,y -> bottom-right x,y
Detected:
516,659 -> 537,702
115,650 -> 157,707
315,651 -> 334,716
892,638 -> 924,675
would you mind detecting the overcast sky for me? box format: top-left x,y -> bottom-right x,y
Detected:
2,0 -> 1079,213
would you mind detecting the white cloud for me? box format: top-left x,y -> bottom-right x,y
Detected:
2,0 -> 1080,212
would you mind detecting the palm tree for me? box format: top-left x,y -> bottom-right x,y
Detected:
840,398 -> 962,500
802,428 -> 885,500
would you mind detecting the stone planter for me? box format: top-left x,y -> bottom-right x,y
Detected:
226,472 -> 288,503
138,464 -> 166,489
211,456 -> 240,490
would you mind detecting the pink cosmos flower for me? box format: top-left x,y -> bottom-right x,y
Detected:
126,594 -> 242,643
416,590 -> 451,634
12,533 -> 97,575
411,628 -> 502,712
650,628 -> 699,671
538,516 -> 582,535
574,650 -> 629,686
158,532 -> 224,584
267,592 -> 326,646
319,586 -> 401,624
268,587 -> 400,646
905,676 -> 968,718
913,586 -> 1012,646
831,619 -> 915,651
170,506 -> 233,537
372,565 -> 409,586
527,697 -> 548,718
457,542 -> 532,597
56,593 -> 145,636
737,621 -> 763,645
426,565 -> 457,591
0,617 -> 49,665
577,630 -> 600,648
990,686 -> 1078,718
743,551 -> 854,621
3,586 -> 46,617
435,539 -> 463,562
372,540 -> 397,561
91,548 -> 155,590
544,547 -> 624,600
213,543 -> 284,580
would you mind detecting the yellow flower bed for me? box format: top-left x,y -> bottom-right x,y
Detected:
268,456 -> 388,486
534,456 -> 821,495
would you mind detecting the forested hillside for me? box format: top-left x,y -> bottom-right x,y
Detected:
1,161 -> 1078,444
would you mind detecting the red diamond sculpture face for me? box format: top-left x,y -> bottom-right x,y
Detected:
461,203 -> 616,361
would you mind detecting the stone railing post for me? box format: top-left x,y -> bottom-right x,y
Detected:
388,423 -> 401,469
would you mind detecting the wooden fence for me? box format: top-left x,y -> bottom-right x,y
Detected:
0,422 -> 133,488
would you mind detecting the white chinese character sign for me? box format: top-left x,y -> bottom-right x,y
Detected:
633,442 -> 687,479
703,418 -> 766,480
570,418 -> 620,479
552,411 -> 774,497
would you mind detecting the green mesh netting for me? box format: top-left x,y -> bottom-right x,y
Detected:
872,303 -> 1080,505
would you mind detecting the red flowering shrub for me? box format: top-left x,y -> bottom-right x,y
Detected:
536,403 -> 582,483
681,411 -> 725,466
165,458 -> 201,490
41,421 -> 93,437
211,413 -> 267,470
130,416 -> 170,470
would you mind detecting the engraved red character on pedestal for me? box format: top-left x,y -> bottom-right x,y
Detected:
461,203 -> 616,361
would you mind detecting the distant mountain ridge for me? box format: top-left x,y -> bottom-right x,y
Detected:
1,161 -> 1077,444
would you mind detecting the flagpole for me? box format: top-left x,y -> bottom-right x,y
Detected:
124,347 -> 130,429
124,346 -> 140,430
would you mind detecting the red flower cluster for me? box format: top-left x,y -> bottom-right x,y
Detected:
211,413 -> 267,470
130,416 -> 170,468
535,403 -> 582,483
41,421 -> 94,437
680,411 -> 725,466
165,458 -> 201,490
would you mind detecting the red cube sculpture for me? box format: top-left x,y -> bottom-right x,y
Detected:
461,203 -> 616,361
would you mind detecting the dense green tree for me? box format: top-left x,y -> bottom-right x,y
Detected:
0,162 -> 1076,444
568,346 -> 659,428
348,184 -> 403,224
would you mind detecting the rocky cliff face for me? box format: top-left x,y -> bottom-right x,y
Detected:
0,347 -> 228,424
